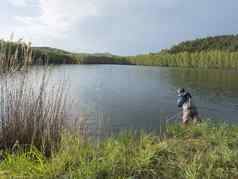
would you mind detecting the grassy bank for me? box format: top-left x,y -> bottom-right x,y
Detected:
1,121 -> 238,179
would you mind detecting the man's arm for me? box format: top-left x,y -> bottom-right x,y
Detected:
186,92 -> 192,99
186,92 -> 192,108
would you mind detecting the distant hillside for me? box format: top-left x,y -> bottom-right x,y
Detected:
32,47 -> 130,65
165,35 -> 238,53
2,35 -> 238,68
127,34 -> 238,68
33,47 -> 116,57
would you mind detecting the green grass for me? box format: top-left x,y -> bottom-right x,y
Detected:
1,121 -> 238,179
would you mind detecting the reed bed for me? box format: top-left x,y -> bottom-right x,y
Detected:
0,70 -> 69,155
0,39 -> 70,156
0,38 -> 32,73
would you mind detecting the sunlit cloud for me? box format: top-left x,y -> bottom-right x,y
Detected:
13,0 -> 98,42
2,0 -> 238,55
8,0 -> 29,7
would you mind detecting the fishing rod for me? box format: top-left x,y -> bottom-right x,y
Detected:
197,106 -> 238,112
165,111 -> 181,123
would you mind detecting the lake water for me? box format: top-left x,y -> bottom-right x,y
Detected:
46,65 -> 238,131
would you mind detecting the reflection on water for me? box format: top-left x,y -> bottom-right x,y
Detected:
6,65 -> 238,131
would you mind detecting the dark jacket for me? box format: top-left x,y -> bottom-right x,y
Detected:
177,92 -> 192,108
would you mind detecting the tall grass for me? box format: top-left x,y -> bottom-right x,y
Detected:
0,70 -> 68,155
0,38 -> 32,73
0,39 -> 70,156
1,121 -> 238,179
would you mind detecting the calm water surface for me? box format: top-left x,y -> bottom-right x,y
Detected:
49,65 -> 238,130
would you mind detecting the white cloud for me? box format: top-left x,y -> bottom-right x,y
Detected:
4,0 -> 237,55
14,0 -> 98,43
11,0 -> 181,50
8,0 -> 28,7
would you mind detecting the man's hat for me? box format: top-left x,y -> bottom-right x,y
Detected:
177,88 -> 185,94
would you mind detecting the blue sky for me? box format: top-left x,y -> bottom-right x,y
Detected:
1,0 -> 238,55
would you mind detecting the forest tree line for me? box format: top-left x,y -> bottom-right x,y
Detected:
2,35 -> 238,68
126,35 -> 238,68
127,50 -> 238,68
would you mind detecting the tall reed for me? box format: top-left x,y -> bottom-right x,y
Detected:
0,39 -> 70,156
0,70 -> 69,155
0,38 -> 32,73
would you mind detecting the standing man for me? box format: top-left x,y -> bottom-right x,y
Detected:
177,88 -> 200,124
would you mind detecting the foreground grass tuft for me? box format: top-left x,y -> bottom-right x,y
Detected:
1,121 -> 238,179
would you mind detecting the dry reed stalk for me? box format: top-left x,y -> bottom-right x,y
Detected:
0,38 -> 71,156
0,69 -> 70,156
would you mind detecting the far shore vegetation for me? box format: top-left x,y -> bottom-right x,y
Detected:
31,34 -> 238,69
0,36 -> 238,178
2,34 -> 238,68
